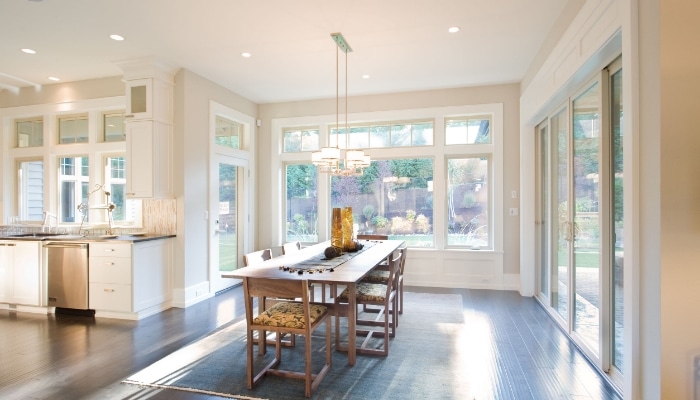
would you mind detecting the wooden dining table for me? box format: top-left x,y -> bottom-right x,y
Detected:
222,239 -> 405,366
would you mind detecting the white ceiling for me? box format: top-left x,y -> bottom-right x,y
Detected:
0,0 -> 569,104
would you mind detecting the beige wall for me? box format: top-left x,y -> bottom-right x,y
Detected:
0,76 -> 124,108
258,84 -> 522,276
659,0 -> 700,397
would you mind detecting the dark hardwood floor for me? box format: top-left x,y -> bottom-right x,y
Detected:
0,286 -> 622,400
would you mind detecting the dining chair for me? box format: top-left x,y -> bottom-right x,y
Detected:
361,244 -> 408,320
244,248 -> 295,351
334,251 -> 401,356
356,234 -> 389,240
243,248 -> 272,267
282,241 -> 330,303
242,276 -> 332,398
281,241 -> 302,255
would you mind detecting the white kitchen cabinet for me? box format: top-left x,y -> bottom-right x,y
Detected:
125,119 -> 172,198
0,240 -> 43,306
89,242 -> 132,312
125,78 -> 153,120
89,239 -> 172,318
0,241 -> 13,302
125,77 -> 173,122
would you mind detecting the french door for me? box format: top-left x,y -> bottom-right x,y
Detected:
535,57 -> 623,385
209,154 -> 247,293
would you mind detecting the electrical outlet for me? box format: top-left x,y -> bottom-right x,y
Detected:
509,208 -> 518,216
511,190 -> 518,199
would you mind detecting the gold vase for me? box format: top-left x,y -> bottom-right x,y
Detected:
331,207 -> 343,252
342,207 -> 355,251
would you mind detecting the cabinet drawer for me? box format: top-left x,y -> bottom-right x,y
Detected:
89,283 -> 132,312
90,243 -> 131,258
89,257 -> 131,284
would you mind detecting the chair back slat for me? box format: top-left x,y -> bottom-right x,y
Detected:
246,277 -> 307,301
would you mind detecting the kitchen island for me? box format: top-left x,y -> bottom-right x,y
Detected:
0,232 -> 174,320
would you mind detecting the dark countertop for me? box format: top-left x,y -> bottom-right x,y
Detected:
0,233 -> 175,243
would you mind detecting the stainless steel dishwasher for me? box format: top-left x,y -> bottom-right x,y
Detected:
44,241 -> 90,310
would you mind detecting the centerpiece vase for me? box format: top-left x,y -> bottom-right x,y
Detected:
331,207 -> 343,252
342,207 -> 355,251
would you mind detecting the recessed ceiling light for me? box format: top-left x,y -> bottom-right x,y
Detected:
110,34 -> 125,41
448,26 -> 460,33
21,48 -> 36,54
362,74 -> 370,79
241,52 -> 251,58
48,76 -> 60,82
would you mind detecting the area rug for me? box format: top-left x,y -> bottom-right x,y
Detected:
122,292 -> 465,399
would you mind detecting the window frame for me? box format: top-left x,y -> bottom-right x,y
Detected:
273,103 -> 504,252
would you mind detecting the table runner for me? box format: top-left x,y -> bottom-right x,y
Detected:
278,240 -> 378,275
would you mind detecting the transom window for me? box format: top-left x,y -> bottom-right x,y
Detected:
330,120 -> 434,148
215,116 -> 242,149
16,118 -> 43,148
445,116 -> 491,145
58,114 -> 89,144
103,112 -> 125,142
283,128 -> 320,152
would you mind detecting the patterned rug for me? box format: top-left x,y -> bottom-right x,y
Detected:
122,292 -> 464,399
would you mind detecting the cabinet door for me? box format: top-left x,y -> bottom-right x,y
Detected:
89,283 -> 132,312
125,120 -> 154,198
11,241 -> 42,306
0,242 -> 14,302
133,239 -> 171,312
125,78 -> 152,120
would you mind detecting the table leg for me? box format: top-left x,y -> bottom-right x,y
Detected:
347,282 -> 356,366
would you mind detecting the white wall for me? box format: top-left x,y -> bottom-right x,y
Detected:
258,84 -> 522,289
171,69 -> 257,307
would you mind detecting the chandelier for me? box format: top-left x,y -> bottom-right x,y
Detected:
311,32 -> 370,176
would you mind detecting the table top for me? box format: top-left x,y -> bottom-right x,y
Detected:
223,240 -> 404,284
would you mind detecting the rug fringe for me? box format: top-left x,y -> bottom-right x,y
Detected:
121,380 -> 268,400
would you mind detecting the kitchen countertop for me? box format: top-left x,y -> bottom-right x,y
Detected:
0,233 -> 175,243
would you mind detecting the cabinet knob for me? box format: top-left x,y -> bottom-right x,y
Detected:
104,262 -> 115,266
104,288 -> 115,292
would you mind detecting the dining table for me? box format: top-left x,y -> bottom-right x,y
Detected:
222,239 -> 405,366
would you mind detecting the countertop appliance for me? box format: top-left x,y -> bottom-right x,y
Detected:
45,241 -> 90,310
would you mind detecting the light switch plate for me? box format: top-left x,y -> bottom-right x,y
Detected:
509,208 -> 518,216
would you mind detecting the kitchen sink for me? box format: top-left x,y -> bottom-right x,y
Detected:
7,233 -> 87,240
11,233 -> 65,237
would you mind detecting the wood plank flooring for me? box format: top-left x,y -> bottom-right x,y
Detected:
0,286 -> 622,400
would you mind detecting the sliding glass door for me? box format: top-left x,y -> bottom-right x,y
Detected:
535,57 -> 623,386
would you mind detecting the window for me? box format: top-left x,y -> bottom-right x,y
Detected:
283,128 -> 320,152
331,121 -> 433,149
16,118 -> 43,148
447,157 -> 490,247
285,164 -> 318,243
103,112 -> 125,142
17,159 -> 45,221
105,156 -> 139,223
275,104 -> 502,251
215,116 -> 242,149
331,159 -> 434,247
58,114 -> 89,144
445,116 -> 491,145
58,157 -> 89,223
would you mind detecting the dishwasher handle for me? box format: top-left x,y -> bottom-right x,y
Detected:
43,242 -> 89,249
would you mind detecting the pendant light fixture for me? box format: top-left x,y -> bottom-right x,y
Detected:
312,32 -> 370,176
